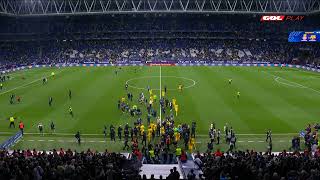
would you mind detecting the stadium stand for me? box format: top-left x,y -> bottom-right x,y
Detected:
1,1 -> 320,179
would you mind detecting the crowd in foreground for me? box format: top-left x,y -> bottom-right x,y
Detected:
1,148 -> 320,179
0,148 -> 141,180
197,149 -> 320,180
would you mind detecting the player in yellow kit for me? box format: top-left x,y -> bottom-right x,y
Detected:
160,126 -> 165,135
174,104 -> 179,116
188,137 -> 196,151
161,90 -> 165,97
172,98 -> 176,106
121,97 -> 126,102
178,84 -> 183,92
150,123 -> 156,132
149,98 -> 153,107
149,89 -> 153,96
147,127 -> 152,142
140,124 -> 145,136
175,131 -> 181,142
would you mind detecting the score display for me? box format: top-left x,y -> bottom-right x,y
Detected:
288,31 -> 320,42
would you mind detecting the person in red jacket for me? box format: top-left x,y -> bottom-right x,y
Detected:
214,149 -> 223,157
19,121 -> 24,135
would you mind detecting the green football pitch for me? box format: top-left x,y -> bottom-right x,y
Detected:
0,66 -> 319,152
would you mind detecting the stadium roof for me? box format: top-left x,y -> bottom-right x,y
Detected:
0,0 -> 319,16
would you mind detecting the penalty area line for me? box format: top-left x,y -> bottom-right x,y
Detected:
262,71 -> 320,95
0,70 -> 64,96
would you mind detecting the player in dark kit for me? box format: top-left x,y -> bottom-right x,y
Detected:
125,83 -> 128,90
118,126 -> 123,140
42,78 -> 47,85
68,90 -> 72,99
50,121 -> 55,133
69,107 -> 74,117
49,97 -> 53,106
191,121 -> 196,138
75,131 -> 81,145
10,94 -> 15,104
110,126 -> 116,141
103,125 -> 107,140
266,129 -> 272,142
123,137 -> 130,150
38,123 -> 44,136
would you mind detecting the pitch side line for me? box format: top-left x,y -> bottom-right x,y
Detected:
16,139 -> 293,144
0,132 -> 299,136
0,70 -> 64,96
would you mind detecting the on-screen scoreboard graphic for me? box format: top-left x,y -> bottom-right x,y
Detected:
288,31 -> 320,42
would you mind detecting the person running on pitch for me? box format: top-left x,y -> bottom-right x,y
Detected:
49,97 -> 53,107
38,122 -> 44,136
19,121 -> 24,135
75,131 -> 81,145
68,89 -> 72,100
266,129 -> 272,143
103,125 -> 107,140
123,136 -> 130,150
50,121 -> 55,133
69,106 -> 74,118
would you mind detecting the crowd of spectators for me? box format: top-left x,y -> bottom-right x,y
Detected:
0,148 -> 141,180
197,149 -> 320,180
0,14 -> 319,70
1,39 -> 319,70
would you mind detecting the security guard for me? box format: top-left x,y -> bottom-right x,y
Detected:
9,116 -> 15,128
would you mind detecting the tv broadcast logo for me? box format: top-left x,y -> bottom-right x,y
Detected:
260,15 -> 304,22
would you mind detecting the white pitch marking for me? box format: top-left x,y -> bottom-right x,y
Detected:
125,76 -> 197,91
0,132 -> 298,136
159,66 -> 162,123
248,141 -> 254,143
263,71 -> 320,95
0,69 -> 64,96
274,77 -> 304,88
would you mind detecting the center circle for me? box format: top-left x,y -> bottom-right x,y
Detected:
126,76 -> 196,91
